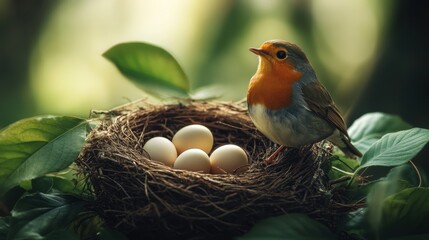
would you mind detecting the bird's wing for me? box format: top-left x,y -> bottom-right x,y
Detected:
301,81 -> 351,139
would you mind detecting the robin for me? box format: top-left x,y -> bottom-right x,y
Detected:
247,40 -> 362,162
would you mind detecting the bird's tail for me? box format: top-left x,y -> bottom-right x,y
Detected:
327,131 -> 362,158
340,138 -> 362,158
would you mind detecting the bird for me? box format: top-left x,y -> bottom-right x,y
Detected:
247,40 -> 362,163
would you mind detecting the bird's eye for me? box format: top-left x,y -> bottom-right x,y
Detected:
276,50 -> 287,60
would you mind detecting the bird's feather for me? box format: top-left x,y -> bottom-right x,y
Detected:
301,81 -> 351,140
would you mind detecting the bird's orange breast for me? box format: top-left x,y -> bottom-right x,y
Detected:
247,62 -> 302,110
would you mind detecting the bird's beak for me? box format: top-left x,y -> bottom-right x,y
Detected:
249,48 -> 268,57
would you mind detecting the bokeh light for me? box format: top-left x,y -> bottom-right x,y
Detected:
27,0 -> 391,117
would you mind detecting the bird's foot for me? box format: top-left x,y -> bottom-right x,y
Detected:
264,145 -> 286,164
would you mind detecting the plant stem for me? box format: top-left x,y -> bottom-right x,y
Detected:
331,166 -> 354,176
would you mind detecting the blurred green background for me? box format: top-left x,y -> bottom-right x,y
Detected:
1,0 -> 428,162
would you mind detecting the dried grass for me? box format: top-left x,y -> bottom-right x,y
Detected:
77,101 -> 351,240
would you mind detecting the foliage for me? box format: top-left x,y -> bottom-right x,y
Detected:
238,214 -> 337,240
103,42 -> 190,97
348,113 -> 412,153
1,42 -> 428,239
7,193 -> 85,240
358,128 -> 429,170
0,116 -> 87,197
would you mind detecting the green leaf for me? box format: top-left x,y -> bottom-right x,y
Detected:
340,208 -> 369,240
348,112 -> 412,142
48,165 -> 90,196
0,186 -> 25,216
386,165 -> 420,188
52,177 -> 80,194
0,217 -> 10,238
329,155 -> 359,182
365,173 -> 404,237
344,208 -> 366,228
31,177 -> 54,193
365,165 -> 428,239
238,214 -> 337,240
0,116 -> 87,196
348,113 -> 412,153
104,42 -> 190,96
346,180 -> 376,201
366,181 -> 390,236
382,188 -> 429,237
30,176 -> 83,196
7,193 -> 85,240
358,128 -> 429,170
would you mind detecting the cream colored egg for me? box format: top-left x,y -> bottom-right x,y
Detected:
143,137 -> 177,167
172,124 -> 213,154
210,144 -> 249,174
173,149 -> 211,173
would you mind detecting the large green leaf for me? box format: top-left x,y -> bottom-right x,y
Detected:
7,193 -> 85,240
238,214 -> 337,240
365,179 -> 411,237
364,163 -> 428,239
382,188 -> 429,237
366,180 -> 389,236
367,186 -> 429,239
104,42 -> 190,96
348,113 -> 412,153
0,116 -> 87,196
358,128 -> 429,171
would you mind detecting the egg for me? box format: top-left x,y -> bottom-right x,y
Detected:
172,124 -> 214,154
210,144 -> 249,174
143,137 -> 177,167
173,149 -> 211,173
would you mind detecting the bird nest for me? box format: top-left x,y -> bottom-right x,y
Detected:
77,101 -> 350,240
